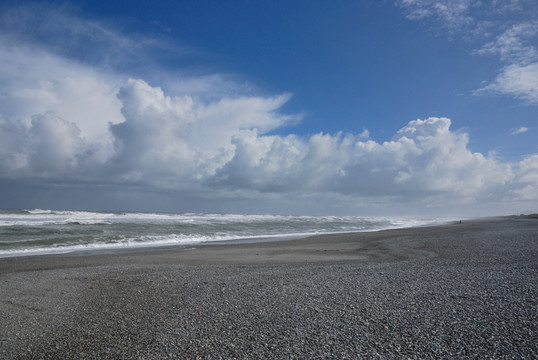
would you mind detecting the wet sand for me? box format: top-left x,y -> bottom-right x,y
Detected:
0,218 -> 536,358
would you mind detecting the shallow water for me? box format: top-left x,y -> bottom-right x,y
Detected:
0,209 -> 450,257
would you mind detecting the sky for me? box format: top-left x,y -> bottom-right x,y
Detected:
0,0 -> 537,216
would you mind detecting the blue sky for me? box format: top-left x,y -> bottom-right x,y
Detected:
0,0 -> 537,216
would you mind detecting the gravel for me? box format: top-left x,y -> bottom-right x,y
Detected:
0,218 -> 536,359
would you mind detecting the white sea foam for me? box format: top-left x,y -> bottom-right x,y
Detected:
0,209 -> 455,258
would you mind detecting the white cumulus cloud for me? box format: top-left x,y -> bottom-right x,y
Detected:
0,38 -> 124,163
106,79 -> 297,187
0,1 -> 536,214
0,71 -> 520,208
210,117 -> 513,202
511,155 -> 538,200
0,112 -> 89,178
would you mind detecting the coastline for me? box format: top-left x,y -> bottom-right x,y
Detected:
0,211 -> 455,259
0,219 -> 461,270
1,217 -> 536,358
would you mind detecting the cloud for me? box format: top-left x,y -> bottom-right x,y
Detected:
0,2 -> 192,72
0,69 -> 521,208
0,3 -> 269,175
398,0 -> 474,31
510,126 -> 529,135
473,22 -> 538,103
0,2 -> 535,214
511,155 -> 538,200
474,62 -> 538,103
0,37 -> 124,163
0,111 -> 89,178
475,22 -> 538,64
107,79 -> 297,187
211,117 -> 513,202
398,1 -> 538,105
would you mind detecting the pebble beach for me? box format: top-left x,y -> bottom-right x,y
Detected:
1,217 -> 537,359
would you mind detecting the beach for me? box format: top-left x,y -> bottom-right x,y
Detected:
1,218 -> 536,359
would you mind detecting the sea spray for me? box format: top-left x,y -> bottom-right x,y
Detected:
0,209 -> 452,257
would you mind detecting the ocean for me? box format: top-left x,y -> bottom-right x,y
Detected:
0,209 -> 451,257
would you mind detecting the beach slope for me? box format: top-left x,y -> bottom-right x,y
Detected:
1,218 -> 536,358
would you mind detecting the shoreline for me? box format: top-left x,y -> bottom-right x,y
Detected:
0,219 -> 464,270
7,214 -> 534,262
0,214 -> 461,260
1,217 -> 536,358
0,216 -> 521,268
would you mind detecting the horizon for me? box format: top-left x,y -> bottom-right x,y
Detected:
1,207 -> 533,220
0,1 -> 537,216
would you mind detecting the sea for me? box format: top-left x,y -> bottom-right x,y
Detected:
0,209 -> 452,258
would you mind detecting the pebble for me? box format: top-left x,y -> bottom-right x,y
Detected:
0,219 -> 536,359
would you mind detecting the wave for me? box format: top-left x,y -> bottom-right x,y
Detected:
4,209 -> 449,226
0,219 -> 114,226
0,232 -> 286,258
0,208 -> 455,258
0,229 -> 364,258
27,209 -> 54,214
